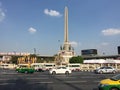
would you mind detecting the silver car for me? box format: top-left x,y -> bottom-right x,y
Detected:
94,66 -> 117,74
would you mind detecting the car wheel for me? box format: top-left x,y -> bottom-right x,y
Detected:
25,71 -> 28,74
99,71 -> 103,74
52,71 -> 56,75
112,70 -> 116,74
65,71 -> 69,75
110,87 -> 119,90
16,71 -> 19,73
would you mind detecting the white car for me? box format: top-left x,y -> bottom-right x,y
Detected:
49,67 -> 72,75
94,66 -> 117,74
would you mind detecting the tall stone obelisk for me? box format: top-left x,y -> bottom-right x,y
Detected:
64,7 -> 69,51
64,7 -> 68,43
57,6 -> 75,65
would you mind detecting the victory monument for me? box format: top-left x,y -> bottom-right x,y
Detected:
56,7 -> 75,65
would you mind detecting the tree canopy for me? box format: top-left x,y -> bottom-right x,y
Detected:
69,56 -> 83,63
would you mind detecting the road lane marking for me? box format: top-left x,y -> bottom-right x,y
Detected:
37,82 -> 53,84
0,72 -> 18,74
53,76 -> 76,78
26,77 -> 49,80
0,79 -> 9,80
94,81 -> 100,83
81,76 -> 98,78
65,81 -> 87,83
28,82 -> 53,84
0,78 -> 17,81
0,83 -> 15,85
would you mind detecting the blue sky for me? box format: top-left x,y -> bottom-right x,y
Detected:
0,0 -> 120,56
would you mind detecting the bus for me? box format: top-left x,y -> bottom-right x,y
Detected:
0,63 -> 17,69
44,63 -> 56,70
31,63 -> 45,72
67,63 -> 81,71
31,63 -> 56,71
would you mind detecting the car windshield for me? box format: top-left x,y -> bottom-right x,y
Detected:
110,74 -> 120,81
20,65 -> 27,68
57,67 -> 66,69
100,67 -> 105,69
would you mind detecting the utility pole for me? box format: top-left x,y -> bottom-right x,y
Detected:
34,48 -> 36,55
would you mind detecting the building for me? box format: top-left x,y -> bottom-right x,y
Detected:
118,46 -> 120,55
81,49 -> 97,56
0,52 -> 30,63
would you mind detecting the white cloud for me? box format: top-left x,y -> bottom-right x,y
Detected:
101,42 -> 109,46
102,28 -> 120,36
28,27 -> 37,34
0,8 -> 5,22
70,41 -> 78,47
44,9 -> 62,17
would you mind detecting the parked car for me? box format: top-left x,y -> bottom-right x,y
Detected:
16,65 -> 35,74
94,66 -> 117,74
98,74 -> 120,90
49,67 -> 72,75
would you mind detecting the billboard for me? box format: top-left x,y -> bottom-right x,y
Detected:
81,49 -> 97,56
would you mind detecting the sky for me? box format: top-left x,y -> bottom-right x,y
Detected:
0,0 -> 120,56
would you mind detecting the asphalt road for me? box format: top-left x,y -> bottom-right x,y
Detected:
0,69 -> 117,90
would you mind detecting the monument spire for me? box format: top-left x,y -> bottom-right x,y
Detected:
63,6 -> 70,51
64,6 -> 68,43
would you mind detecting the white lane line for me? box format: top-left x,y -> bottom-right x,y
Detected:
37,82 -> 53,84
0,79 -> 9,80
28,82 -> 53,84
0,73 -> 17,74
65,81 -> 87,83
81,77 -> 97,78
54,76 -> 76,78
94,81 -> 100,83
26,77 -> 49,80
0,78 -> 17,81
0,83 -> 15,85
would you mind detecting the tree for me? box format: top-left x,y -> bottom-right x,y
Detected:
69,56 -> 83,63
10,56 -> 19,64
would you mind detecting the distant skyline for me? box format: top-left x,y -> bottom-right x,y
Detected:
0,0 -> 120,56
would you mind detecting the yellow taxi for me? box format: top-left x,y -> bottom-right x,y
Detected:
98,74 -> 120,90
